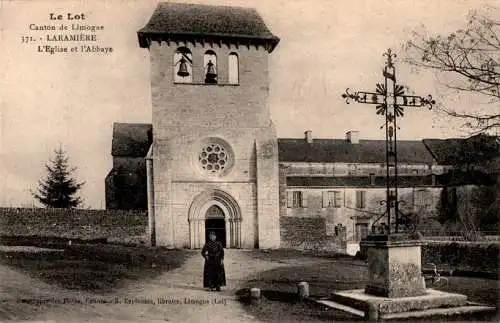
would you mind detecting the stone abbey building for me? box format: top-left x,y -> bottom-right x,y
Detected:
105,2 -> 499,251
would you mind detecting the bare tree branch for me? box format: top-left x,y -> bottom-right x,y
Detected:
404,8 -> 500,134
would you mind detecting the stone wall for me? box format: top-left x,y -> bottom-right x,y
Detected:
280,216 -> 346,252
282,187 -> 442,242
359,239 -> 499,276
0,207 -> 147,243
149,42 -> 271,139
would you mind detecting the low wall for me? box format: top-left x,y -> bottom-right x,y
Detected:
357,239 -> 498,278
423,235 -> 500,242
280,216 -> 346,252
0,207 -> 148,243
422,241 -> 499,276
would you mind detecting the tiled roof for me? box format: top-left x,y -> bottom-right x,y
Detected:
111,123 -> 152,157
278,139 -> 436,164
110,123 -> 498,166
138,2 -> 279,51
422,138 -> 464,165
424,134 -> 500,165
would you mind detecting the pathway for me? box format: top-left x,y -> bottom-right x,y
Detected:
1,249 -> 321,322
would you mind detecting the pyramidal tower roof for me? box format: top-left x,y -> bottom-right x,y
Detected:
137,2 -> 279,52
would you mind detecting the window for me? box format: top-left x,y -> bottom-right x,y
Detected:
414,189 -> 432,209
287,191 -> 307,208
355,223 -> 369,241
228,53 -> 239,84
323,191 -> 342,208
199,142 -> 229,175
196,137 -> 234,177
334,224 -> 345,236
173,47 -> 192,83
204,50 -> 217,84
369,173 -> 376,185
356,190 -> 366,209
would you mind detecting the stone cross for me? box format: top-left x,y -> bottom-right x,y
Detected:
342,48 -> 435,235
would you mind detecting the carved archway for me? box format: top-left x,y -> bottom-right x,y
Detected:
188,189 -> 242,249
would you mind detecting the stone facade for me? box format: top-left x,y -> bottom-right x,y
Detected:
138,3 -> 280,249
280,157 -> 446,244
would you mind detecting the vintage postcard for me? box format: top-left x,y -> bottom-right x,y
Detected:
0,0 -> 498,321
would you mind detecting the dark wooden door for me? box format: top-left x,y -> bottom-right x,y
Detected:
205,218 -> 226,247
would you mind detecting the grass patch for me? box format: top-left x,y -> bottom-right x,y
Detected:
238,253 -> 499,322
0,243 -> 189,293
246,262 -> 368,297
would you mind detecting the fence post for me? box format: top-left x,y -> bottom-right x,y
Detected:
250,288 -> 261,304
297,282 -> 309,300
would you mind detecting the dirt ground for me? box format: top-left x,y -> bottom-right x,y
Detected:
1,247 -> 498,322
0,248 -> 330,322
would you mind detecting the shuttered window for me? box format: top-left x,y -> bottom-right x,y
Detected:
414,189 -> 432,209
356,191 -> 366,209
369,173 -> 376,185
301,192 -> 308,208
287,191 -> 306,208
323,191 -> 342,208
355,223 -> 369,241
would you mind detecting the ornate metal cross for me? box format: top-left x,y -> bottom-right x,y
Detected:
342,48 -> 435,235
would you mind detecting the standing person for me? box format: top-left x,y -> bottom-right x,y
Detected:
201,231 -> 226,291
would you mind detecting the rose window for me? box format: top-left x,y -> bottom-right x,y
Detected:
199,143 -> 229,174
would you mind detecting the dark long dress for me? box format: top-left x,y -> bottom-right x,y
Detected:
201,240 -> 226,289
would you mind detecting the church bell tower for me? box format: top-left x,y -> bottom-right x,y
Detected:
138,2 -> 280,249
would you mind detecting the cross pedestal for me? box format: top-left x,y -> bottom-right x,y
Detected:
327,232 -> 495,320
361,233 -> 426,298
322,49 -> 496,320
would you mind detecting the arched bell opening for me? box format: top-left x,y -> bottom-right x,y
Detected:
174,47 -> 193,83
204,50 -> 217,84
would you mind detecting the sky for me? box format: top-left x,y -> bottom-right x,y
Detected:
0,0 -> 498,208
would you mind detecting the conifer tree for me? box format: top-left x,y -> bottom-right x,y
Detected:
32,147 -> 84,208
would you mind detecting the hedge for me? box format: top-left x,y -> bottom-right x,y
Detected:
422,241 -> 499,277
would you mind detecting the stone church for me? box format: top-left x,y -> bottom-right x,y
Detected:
122,2 -> 280,249
105,2 -> 499,251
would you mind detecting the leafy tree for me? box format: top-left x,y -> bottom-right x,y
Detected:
469,184 -> 500,232
405,7 -> 500,134
32,147 -> 84,208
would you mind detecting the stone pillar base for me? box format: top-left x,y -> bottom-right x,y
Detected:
360,233 -> 426,298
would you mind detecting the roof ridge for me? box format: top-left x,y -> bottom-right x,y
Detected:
158,1 -> 259,11
113,122 -> 152,126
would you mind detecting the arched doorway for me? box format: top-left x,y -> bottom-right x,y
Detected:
188,189 -> 242,249
205,205 -> 226,247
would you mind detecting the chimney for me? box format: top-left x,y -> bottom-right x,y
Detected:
346,131 -> 359,144
305,130 -> 313,144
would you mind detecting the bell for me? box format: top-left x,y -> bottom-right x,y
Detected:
177,57 -> 190,77
205,60 -> 217,84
